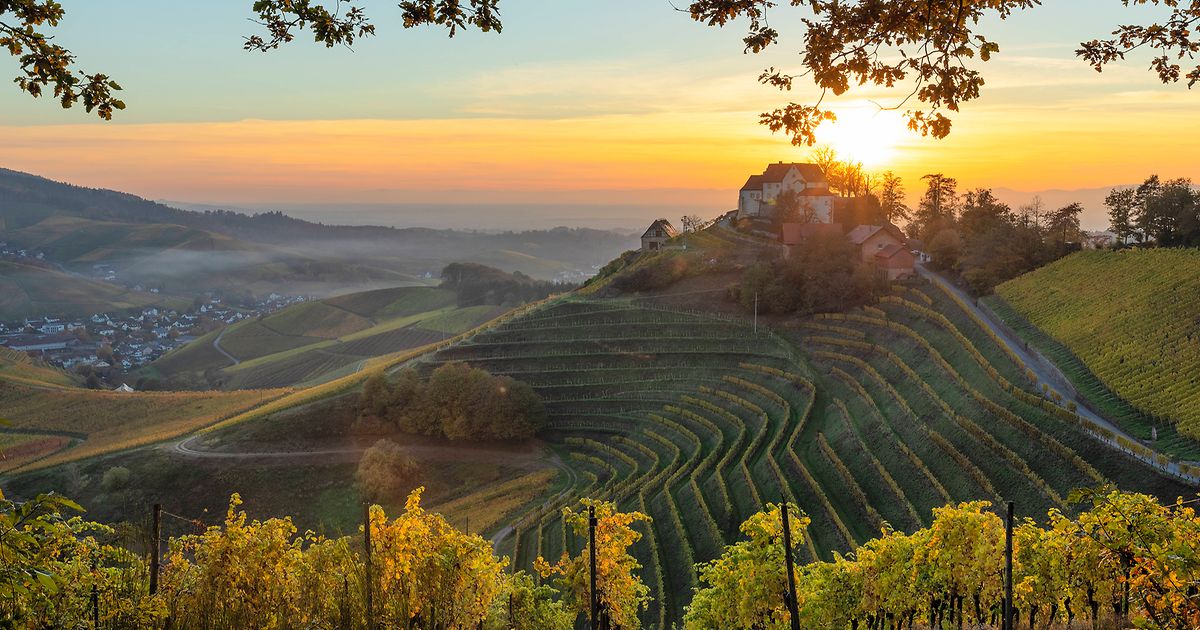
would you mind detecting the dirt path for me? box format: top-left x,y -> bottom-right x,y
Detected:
172,433 -> 555,468
172,432 -> 571,540
212,327 -> 240,366
489,452 -> 579,546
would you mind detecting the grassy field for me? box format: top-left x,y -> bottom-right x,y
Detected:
0,260 -> 171,319
0,346 -> 79,387
0,376 -> 290,472
147,286 -> 503,390
992,249 -> 1200,443
426,290 -> 1194,626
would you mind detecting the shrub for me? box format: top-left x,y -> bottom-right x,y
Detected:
355,439 -> 421,502
100,466 -> 131,492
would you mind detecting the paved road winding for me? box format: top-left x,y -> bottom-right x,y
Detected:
211,327 -> 240,366
917,264 -> 1129,438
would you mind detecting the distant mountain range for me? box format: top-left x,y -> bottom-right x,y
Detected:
0,168 -> 638,308
990,186 -> 1124,232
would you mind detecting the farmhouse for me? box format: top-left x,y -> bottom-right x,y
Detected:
874,243 -> 917,280
846,224 -> 915,279
737,162 -> 837,223
641,219 -> 680,251
847,224 -> 907,263
780,223 -> 843,259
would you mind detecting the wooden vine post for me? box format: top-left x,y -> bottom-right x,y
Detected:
781,502 -> 802,630
1004,501 -> 1014,630
364,502 -> 375,630
589,505 -> 599,630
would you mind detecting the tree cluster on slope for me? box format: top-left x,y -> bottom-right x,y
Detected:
357,363 -> 546,441
731,231 -> 886,315
907,174 -> 1085,295
1106,176 -> 1200,247
440,262 -> 570,307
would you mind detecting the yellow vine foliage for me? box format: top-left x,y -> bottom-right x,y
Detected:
536,499 -> 651,629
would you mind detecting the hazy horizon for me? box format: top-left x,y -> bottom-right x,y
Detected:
161,183 -> 1130,232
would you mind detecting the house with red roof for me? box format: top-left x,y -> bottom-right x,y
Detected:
874,243 -> 916,280
737,162 -> 837,223
846,223 -> 915,279
780,223 -> 844,259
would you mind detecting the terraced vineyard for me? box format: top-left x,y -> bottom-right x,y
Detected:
426,288 -> 1194,626
990,249 -> 1200,449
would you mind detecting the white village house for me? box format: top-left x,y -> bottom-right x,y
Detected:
737,162 -> 838,223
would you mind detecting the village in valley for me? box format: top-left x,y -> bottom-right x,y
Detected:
0,288 -> 310,389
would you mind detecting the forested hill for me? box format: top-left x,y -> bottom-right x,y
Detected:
0,168 -> 635,276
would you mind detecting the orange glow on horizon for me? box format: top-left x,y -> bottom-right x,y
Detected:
1,106 -> 1197,213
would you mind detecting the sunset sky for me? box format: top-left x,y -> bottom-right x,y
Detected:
2,0 -> 1197,229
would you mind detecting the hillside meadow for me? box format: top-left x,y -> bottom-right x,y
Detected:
0,260 -> 175,320
0,383 -> 290,472
145,286 -> 504,390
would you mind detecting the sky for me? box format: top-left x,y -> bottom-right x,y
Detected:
1,0 -> 1197,230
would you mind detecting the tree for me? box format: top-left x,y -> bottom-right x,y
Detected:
911,174 -> 960,240
1141,178 -> 1200,246
957,188 -> 1011,240
1047,202 -> 1084,251
770,190 -> 813,229
927,229 -> 963,271
878,171 -> 910,224
355,439 -> 421,502
1106,187 -> 1138,245
363,364 -> 546,440
369,488 -> 507,628
1019,195 -> 1047,231
680,215 -> 703,233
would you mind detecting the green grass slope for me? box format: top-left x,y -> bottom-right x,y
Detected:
991,249 -> 1200,442
0,346 -> 78,387
148,286 -> 506,390
5,215 -> 255,264
0,260 -> 169,319
427,289 -> 1193,627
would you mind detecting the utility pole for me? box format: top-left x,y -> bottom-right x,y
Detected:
753,291 -> 759,335
364,503 -> 375,630
781,503 -> 801,630
589,505 -> 598,630
1004,501 -> 1014,630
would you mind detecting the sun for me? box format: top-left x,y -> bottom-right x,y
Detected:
814,106 -> 910,168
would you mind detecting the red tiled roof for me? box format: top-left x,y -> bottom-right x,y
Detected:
780,222 -> 843,245
759,162 -> 828,184
875,243 -> 905,259
740,175 -> 765,191
847,223 -> 906,245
